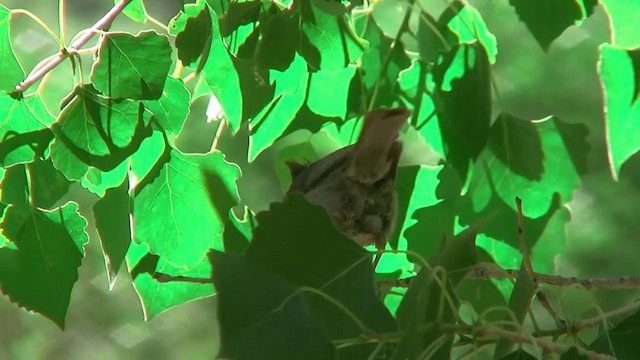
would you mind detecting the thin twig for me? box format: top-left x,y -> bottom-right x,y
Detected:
378,264 -> 640,290
14,0 -> 132,93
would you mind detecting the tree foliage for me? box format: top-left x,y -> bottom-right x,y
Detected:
0,0 -> 639,359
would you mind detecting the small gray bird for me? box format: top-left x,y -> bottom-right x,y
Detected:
286,108 -> 410,251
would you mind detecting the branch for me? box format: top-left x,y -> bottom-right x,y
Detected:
152,272 -> 212,285
14,0 -> 132,93
378,263 -> 640,290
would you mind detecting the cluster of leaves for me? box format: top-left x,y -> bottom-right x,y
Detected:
1,0 -> 640,358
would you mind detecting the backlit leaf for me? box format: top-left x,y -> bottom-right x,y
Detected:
133,149 -> 240,269
0,202 -> 88,328
92,31 -> 172,100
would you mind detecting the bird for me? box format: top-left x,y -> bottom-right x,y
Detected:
286,108 -> 410,253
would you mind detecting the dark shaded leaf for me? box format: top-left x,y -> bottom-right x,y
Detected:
0,203 -> 88,328
94,177 -> 132,289
211,251 -> 336,360
432,42 -> 491,181
509,0 -> 597,51
590,308 -> 640,359
219,0 -> 263,37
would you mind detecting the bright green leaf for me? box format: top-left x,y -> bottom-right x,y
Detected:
299,0 -> 369,70
130,130 -> 165,183
116,0 -> 147,23
127,242 -> 214,320
598,44 -> 640,179
468,114 -> 582,218
92,31 -> 172,100
81,161 -> 129,198
249,54 -> 308,161
0,94 -> 54,167
54,85 -> 152,171
133,149 -> 240,269
0,202 -> 88,328
307,65 -> 355,119
447,4 -> 498,63
0,6 -> 24,91
143,77 -> 191,139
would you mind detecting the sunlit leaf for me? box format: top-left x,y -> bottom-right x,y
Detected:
307,65 -> 355,119
116,0 -> 147,23
249,54 -> 308,161
598,44 -> 640,179
0,94 -> 54,167
53,85 -> 153,172
92,31 -> 172,100
468,114 -> 582,218
81,161 -> 128,197
127,242 -> 214,320
143,77 -> 191,139
0,202 -> 88,328
298,0 -> 368,71
0,5 -> 24,91
133,149 -> 240,269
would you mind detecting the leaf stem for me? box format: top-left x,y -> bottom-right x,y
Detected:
14,0 -> 132,93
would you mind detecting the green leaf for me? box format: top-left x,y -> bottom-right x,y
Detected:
133,149 -> 240,269
493,263 -> 536,358
254,5 -> 299,71
94,177 -> 131,288
91,30 -> 172,100
447,3 -> 498,63
560,347 -> 589,359
468,114 -> 583,218
210,251 -> 336,360
116,0 -> 147,23
0,164 -> 28,208
81,161 -> 129,197
432,42 -> 492,181
298,0 -> 369,71
222,207 -> 254,253
130,130 -> 166,183
355,17 -> 411,109
127,242 -> 214,320
0,202 -> 88,328
509,0 -> 598,51
0,94 -> 54,167
393,227 -> 479,359
213,194 -> 396,359
249,54 -> 308,161
53,85 -> 153,172
307,65 -> 355,119
0,6 -> 25,91
28,159 -> 71,208
143,77 -> 191,139
398,60 -> 443,156
417,9 -> 457,64
219,0 -> 263,37
590,309 -> 640,359
200,5 -> 248,134
499,349 -> 537,360
598,44 -> 640,179
600,0 -> 640,47
174,3 -> 212,68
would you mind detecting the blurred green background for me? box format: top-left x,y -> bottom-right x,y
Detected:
1,0 -> 640,359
